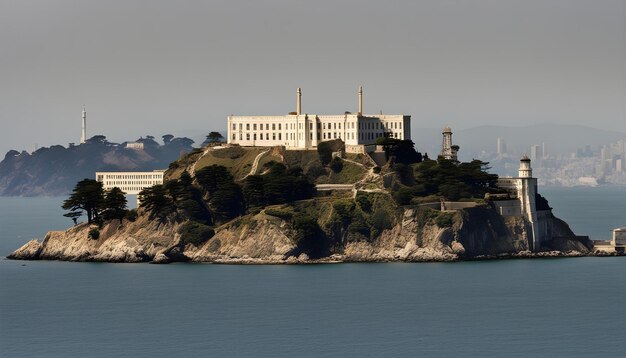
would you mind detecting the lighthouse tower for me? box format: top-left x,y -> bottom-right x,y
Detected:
440,126 -> 459,161
80,105 -> 87,144
517,155 -> 540,250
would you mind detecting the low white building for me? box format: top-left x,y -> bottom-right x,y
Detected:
125,142 -> 145,150
226,87 -> 411,152
95,170 -> 165,194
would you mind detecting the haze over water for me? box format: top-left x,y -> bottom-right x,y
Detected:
1,187 -> 625,357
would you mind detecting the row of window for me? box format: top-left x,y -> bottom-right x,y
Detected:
232,130 -> 402,142
232,121 -> 403,132
99,175 -> 163,180
105,181 -> 162,186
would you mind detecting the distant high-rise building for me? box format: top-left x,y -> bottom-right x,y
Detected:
530,144 -> 543,161
616,159 -> 623,173
497,138 -> 507,155
600,146 -> 608,161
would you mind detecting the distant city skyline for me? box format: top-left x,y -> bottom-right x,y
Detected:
1,0 -> 625,155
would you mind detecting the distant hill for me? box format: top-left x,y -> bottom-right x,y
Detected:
0,135 -> 195,196
412,124 -> 626,160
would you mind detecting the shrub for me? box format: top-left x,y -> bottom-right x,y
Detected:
355,193 -> 372,212
393,186 -> 416,205
125,209 -> 138,222
178,221 -> 215,247
265,207 -> 295,220
88,227 -> 100,240
330,157 -> 344,173
370,208 -> 392,234
435,213 -> 454,228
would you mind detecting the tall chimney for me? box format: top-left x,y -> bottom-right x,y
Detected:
296,88 -> 302,115
358,86 -> 363,115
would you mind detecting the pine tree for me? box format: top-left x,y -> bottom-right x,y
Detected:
62,179 -> 104,224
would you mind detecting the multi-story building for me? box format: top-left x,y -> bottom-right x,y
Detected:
226,87 -> 411,152
95,170 -> 165,195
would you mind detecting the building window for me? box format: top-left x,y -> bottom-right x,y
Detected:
279,124 -> 282,130
246,133 -> 250,140
260,133 -> 263,140
272,124 -> 276,130
239,124 -> 242,130
246,124 -> 250,130
338,123 -> 341,129
239,133 -> 242,140
232,123 -> 236,130
253,134 -> 256,140
253,124 -> 257,130
232,134 -> 235,140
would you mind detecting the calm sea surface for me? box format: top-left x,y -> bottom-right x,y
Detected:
1,187 -> 625,357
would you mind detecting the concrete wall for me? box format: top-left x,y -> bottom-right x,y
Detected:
493,200 -> 522,216
441,202 -> 479,210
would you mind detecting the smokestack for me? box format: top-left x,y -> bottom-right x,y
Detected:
358,86 -> 363,115
296,88 -> 302,115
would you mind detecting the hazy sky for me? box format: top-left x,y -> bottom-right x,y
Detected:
1,0 -> 624,154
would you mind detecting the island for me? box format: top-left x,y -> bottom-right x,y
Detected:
9,137 -> 595,264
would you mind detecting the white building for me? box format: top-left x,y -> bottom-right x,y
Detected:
226,87 -> 411,152
96,170 -> 165,194
125,142 -> 145,150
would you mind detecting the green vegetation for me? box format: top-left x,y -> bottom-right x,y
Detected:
62,179 -> 132,225
101,187 -> 128,223
375,138 -> 423,165
62,179 -> 105,224
265,207 -> 295,220
178,221 -> 215,246
242,162 -> 316,210
317,139 -> 344,165
88,227 -> 100,240
435,212 -> 454,228
390,158 -> 500,204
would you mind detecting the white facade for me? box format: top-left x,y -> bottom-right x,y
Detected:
226,88 -> 411,150
125,142 -> 145,150
96,170 -> 165,194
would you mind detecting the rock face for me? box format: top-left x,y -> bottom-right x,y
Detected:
8,205 -> 592,264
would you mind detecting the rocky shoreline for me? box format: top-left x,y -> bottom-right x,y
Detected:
7,205 -> 600,264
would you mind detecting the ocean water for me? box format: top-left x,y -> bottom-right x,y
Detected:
0,188 -> 625,357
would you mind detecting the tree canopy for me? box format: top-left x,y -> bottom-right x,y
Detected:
62,179 -> 105,223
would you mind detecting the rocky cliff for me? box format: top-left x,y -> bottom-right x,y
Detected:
8,204 -> 592,264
